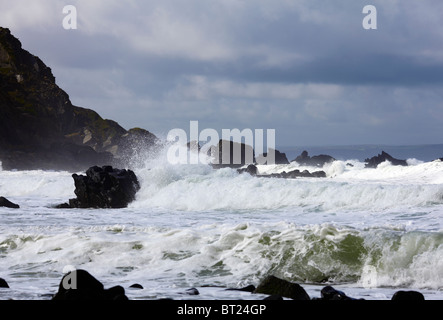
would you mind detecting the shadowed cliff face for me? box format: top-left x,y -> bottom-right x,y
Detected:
0,27 -> 158,171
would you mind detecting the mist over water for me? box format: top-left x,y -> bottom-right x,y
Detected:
0,145 -> 443,300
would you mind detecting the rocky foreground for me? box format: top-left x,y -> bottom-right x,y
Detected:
0,271 -> 426,301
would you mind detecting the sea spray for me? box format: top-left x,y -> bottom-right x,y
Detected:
129,160 -> 443,213
1,148 -> 443,300
359,230 -> 443,289
1,222 -> 442,292
0,170 -> 74,202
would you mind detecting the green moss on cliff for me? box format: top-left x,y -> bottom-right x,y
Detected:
6,90 -> 36,115
72,107 -> 126,142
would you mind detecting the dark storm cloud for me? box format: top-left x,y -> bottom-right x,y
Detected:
1,0 -> 443,146
238,53 -> 443,86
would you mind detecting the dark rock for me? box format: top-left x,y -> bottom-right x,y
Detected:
292,151 -> 335,167
52,269 -> 104,300
391,290 -> 425,300
48,142 -> 113,170
184,288 -> 200,295
116,128 -> 160,167
52,269 -> 128,300
310,170 -> 327,178
263,295 -> 284,300
256,169 -> 326,179
0,27 -> 158,171
54,202 -> 71,209
226,284 -> 256,292
364,151 -> 408,168
294,150 -> 309,162
129,283 -> 144,289
104,285 -> 127,300
256,149 -> 289,165
283,169 -> 326,178
253,275 -> 310,300
320,285 -> 356,300
0,277 -> 9,288
210,140 -> 255,169
237,164 -> 258,176
0,196 -> 19,209
61,166 -> 140,209
113,292 -> 129,300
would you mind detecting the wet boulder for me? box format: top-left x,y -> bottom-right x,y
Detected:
184,288 -> 200,296
226,284 -> 256,292
320,285 -> 357,300
253,275 -> 310,300
0,197 -> 19,209
0,277 -> 9,288
61,166 -> 140,209
391,290 -> 425,300
52,269 -> 128,300
237,164 -> 258,176
284,169 -> 326,178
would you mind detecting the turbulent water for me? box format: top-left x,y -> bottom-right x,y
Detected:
0,148 -> 443,300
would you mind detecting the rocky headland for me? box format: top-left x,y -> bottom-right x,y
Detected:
0,27 -> 159,172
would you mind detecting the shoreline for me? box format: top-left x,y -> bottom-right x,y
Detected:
1,158 -> 442,302
0,272 -> 438,301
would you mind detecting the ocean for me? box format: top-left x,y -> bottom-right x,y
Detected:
0,144 -> 442,300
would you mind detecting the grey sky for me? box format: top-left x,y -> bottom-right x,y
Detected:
1,0 -> 442,147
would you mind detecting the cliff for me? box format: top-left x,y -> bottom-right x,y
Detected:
0,27 -> 158,171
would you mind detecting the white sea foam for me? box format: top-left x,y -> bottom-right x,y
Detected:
0,170 -> 74,206
129,159 -> 443,214
1,222 -> 442,295
1,157 -> 442,215
1,152 -> 443,300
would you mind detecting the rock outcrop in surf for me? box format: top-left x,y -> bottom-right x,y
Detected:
364,151 -> 408,168
209,140 -> 256,169
0,196 -> 19,209
256,148 -> 290,165
56,166 -> 140,209
292,150 -> 335,167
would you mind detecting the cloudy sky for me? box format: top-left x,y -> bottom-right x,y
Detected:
1,0 -> 443,148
